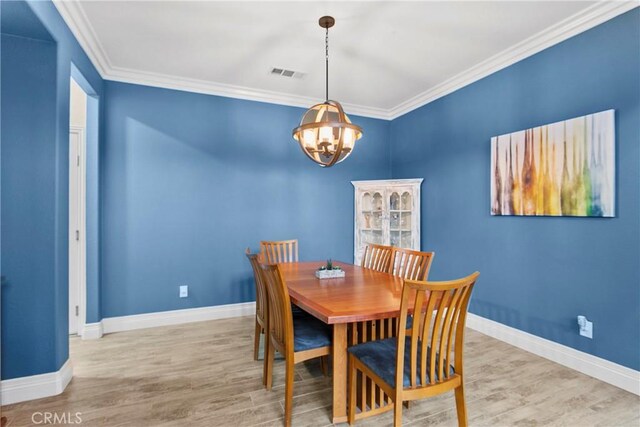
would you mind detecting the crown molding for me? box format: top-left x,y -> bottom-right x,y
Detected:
387,1 -> 639,119
105,65 -> 392,119
53,0 -> 112,76
52,0 -> 389,119
54,1 -> 638,121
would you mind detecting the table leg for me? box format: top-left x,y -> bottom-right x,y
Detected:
332,323 -> 348,423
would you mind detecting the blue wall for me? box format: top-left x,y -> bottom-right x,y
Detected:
2,0 -> 638,384
101,82 -> 390,317
0,0 -> 103,380
390,9 -> 640,370
1,33 -> 58,379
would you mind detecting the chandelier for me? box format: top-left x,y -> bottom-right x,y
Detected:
292,16 -> 363,167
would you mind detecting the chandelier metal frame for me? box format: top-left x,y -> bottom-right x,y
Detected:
292,16 -> 363,168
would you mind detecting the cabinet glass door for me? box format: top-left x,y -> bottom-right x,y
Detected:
389,191 -> 401,246
390,190 -> 413,248
400,191 -> 413,247
360,191 -> 384,250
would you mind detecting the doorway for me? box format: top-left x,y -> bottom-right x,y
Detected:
69,77 -> 87,336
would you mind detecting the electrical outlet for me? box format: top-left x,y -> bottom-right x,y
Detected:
179,285 -> 188,298
577,315 -> 593,339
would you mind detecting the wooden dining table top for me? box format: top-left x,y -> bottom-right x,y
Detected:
278,261 -> 408,325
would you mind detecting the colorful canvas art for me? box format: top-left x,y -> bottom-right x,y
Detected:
491,110 -> 615,217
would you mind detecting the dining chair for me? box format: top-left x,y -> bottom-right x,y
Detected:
260,239 -> 298,264
259,238 -> 310,317
360,243 -> 394,273
347,272 -> 480,426
390,248 -> 435,335
390,248 -> 434,281
261,263 -> 332,427
245,249 -> 269,366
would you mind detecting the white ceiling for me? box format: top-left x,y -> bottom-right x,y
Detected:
55,1 -> 636,119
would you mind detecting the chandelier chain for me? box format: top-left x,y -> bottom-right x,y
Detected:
325,26 -> 329,102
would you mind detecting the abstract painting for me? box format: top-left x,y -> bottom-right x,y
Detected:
491,110 -> 615,217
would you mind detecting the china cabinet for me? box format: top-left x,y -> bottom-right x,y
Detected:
351,179 -> 423,265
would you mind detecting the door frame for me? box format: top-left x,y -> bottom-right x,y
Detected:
69,125 -> 87,336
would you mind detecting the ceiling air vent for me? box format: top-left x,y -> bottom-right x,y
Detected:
270,67 -> 305,79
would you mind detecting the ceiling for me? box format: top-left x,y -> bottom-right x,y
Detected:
54,1 -> 636,119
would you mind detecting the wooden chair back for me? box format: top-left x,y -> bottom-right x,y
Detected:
390,248 -> 434,281
361,243 -> 393,273
396,272 -> 479,389
245,249 -> 268,324
260,264 -> 294,355
260,240 -> 298,264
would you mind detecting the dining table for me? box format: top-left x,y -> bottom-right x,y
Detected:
278,260 -> 408,424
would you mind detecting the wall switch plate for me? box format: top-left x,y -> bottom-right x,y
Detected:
577,315 -> 593,339
179,285 -> 188,298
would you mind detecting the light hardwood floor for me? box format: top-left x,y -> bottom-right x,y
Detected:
2,316 -> 638,426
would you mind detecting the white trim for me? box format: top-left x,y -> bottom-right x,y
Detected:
79,302 -> 257,339
387,2 -> 639,119
52,0 -> 111,76
351,178 -> 423,187
466,313 -> 640,396
51,0 -> 387,119
52,1 -> 638,120
0,360 -> 73,405
69,125 -> 87,338
105,66 -> 391,120
81,322 -> 103,340
101,302 -> 256,334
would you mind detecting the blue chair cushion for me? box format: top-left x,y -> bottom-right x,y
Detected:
348,337 -> 454,389
405,315 -> 413,329
293,315 -> 331,352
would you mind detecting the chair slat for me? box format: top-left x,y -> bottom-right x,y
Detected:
445,285 -> 470,375
361,244 -> 393,273
439,288 -> 463,380
245,250 -> 268,325
368,376 -> 375,411
361,372 -> 367,412
454,284 -> 474,369
246,249 -> 270,367
410,290 -> 424,388
419,293 -> 438,386
260,240 -> 298,264
390,248 -> 434,281
431,289 -> 453,383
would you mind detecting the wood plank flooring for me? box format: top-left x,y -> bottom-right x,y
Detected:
1,316 -> 638,426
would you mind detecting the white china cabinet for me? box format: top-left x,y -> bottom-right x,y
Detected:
352,179 -> 423,265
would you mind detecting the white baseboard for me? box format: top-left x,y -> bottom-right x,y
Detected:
101,301 -> 256,334
81,322 -> 104,340
0,303 -> 255,404
80,302 -> 256,339
0,359 -> 73,405
466,313 -> 640,396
